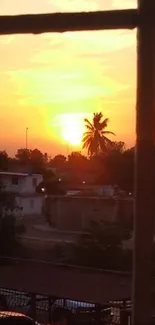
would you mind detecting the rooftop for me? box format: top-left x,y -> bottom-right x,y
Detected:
0,172 -> 41,177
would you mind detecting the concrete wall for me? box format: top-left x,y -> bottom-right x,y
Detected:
45,196 -> 133,232
0,173 -> 43,195
0,175 -> 22,193
20,175 -> 43,194
0,173 -> 43,219
16,196 -> 44,218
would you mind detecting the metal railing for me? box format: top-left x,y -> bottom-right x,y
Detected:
0,288 -> 131,324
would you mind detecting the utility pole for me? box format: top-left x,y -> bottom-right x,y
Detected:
66,142 -> 69,157
26,127 -> 28,149
132,1 -> 155,324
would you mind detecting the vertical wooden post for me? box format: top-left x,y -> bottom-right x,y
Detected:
29,293 -> 36,320
95,304 -> 101,325
132,1 -> 155,324
63,299 -> 66,308
120,301 -> 128,325
48,297 -> 52,323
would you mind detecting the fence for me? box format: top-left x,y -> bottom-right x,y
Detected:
0,288 -> 131,325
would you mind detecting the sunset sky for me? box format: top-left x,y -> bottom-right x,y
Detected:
0,0 -> 137,156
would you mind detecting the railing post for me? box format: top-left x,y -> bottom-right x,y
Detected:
132,1 -> 155,324
120,301 -> 128,325
29,293 -> 36,320
48,297 -> 52,323
95,304 -> 101,325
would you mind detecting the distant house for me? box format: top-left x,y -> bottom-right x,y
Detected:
0,171 -> 43,218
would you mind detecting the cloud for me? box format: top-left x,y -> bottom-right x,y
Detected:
6,68 -> 129,105
0,36 -> 15,45
30,30 -> 135,72
0,0 -> 55,15
112,0 -> 136,9
46,0 -> 100,12
2,0 -> 135,15
47,0 -> 136,12
64,30 -> 135,53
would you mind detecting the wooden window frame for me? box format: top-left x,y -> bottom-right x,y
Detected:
0,1 -> 155,324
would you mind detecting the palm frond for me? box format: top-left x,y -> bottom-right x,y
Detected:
83,136 -> 98,156
102,131 -> 116,136
83,131 -> 93,136
100,118 -> 109,130
82,137 -> 92,149
83,112 -> 115,156
84,118 -> 94,129
93,112 -> 103,121
82,134 -> 92,142
85,124 -> 94,131
93,112 -> 103,130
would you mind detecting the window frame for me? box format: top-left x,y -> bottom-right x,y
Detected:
0,2 -> 155,324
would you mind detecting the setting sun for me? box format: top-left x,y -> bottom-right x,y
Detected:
63,126 -> 82,146
61,114 -> 85,146
52,113 -> 86,147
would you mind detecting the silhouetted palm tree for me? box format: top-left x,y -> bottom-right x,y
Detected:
82,112 -> 115,156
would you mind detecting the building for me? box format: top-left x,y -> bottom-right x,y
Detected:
0,171 -> 43,218
44,195 -> 133,232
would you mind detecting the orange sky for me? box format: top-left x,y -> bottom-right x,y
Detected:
0,0 -> 137,156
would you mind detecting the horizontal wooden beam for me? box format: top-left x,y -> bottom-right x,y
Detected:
0,9 -> 137,35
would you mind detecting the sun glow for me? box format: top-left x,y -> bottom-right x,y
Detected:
63,125 -> 83,146
52,113 -> 86,147
62,114 -> 85,146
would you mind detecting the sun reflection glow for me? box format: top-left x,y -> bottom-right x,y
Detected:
52,113 -> 87,146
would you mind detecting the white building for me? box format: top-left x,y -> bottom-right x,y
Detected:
0,172 -> 43,218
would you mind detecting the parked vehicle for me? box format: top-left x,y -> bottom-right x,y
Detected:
0,311 -> 39,325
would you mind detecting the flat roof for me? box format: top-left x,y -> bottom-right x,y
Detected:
0,260 -> 132,304
0,172 -> 41,177
46,195 -> 133,201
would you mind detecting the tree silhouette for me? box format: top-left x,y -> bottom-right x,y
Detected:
68,152 -> 88,170
15,148 -> 46,173
70,220 -> 132,270
82,112 -> 115,156
109,141 -> 125,153
0,151 -> 8,171
15,148 -> 31,165
51,154 -> 67,169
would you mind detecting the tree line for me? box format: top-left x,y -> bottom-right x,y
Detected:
0,112 -> 135,192
0,145 -> 134,191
